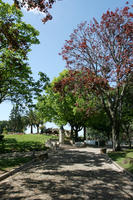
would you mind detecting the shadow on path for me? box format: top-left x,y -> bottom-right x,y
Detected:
0,148 -> 133,200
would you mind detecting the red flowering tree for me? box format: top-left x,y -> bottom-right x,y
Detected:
14,0 -> 59,23
60,3 -> 133,150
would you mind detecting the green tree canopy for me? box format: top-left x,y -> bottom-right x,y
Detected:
37,70 -> 99,141
0,0 -> 40,106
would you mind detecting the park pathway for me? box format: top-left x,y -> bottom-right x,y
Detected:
0,147 -> 133,200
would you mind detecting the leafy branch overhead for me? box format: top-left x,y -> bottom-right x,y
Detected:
0,1 -> 40,105
14,0 -> 60,23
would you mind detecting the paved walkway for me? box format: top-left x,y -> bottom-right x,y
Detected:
0,147 -> 133,200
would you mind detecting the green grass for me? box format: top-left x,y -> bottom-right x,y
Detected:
0,134 -> 57,153
108,149 -> 133,174
0,134 -> 58,171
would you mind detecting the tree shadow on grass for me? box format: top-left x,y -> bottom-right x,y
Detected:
0,149 -> 133,200
0,138 -> 47,170
0,156 -> 32,171
108,151 -> 127,162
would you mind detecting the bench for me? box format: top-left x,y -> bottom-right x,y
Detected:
45,139 -> 59,150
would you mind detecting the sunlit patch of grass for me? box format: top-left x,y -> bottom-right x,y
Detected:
0,134 -> 57,153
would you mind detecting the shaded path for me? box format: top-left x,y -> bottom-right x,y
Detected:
0,147 -> 133,200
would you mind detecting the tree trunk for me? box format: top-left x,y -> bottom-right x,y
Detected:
112,124 -> 116,151
129,139 -> 132,149
126,132 -> 132,149
59,125 -> 64,144
36,124 -> 39,134
112,120 -> 121,151
70,125 -> 74,139
75,128 -> 78,142
116,130 -> 121,151
83,127 -> 86,141
30,125 -> 33,134
128,138 -> 132,149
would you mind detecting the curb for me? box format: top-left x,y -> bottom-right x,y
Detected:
0,151 -> 49,182
0,159 -> 34,182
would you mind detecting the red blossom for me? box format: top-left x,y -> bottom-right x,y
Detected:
79,41 -> 87,49
58,1 -> 133,117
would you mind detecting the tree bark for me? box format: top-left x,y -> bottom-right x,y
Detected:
74,127 -> 78,142
116,129 -> 121,151
126,132 -> 132,149
128,139 -> 132,149
59,125 -> 64,144
36,124 -> 39,134
83,127 -> 87,141
112,120 -> 121,151
112,124 -> 116,151
30,125 -> 33,134
70,125 -> 74,139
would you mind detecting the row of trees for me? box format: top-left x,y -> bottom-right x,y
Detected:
0,1 -> 132,151
0,106 -> 45,134
58,3 -> 133,151
36,2 -> 133,151
36,69 -> 133,149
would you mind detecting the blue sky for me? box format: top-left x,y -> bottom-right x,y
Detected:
0,0 -> 127,124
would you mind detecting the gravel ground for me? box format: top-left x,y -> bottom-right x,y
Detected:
0,146 -> 133,200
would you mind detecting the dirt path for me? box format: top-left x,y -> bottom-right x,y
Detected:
0,147 -> 133,200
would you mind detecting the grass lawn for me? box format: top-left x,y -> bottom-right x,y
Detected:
0,134 -> 57,153
108,149 -> 133,174
0,134 -> 58,171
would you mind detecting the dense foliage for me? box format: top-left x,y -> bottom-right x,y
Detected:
60,3 -> 133,150
37,70 -> 100,141
0,0 -> 40,106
